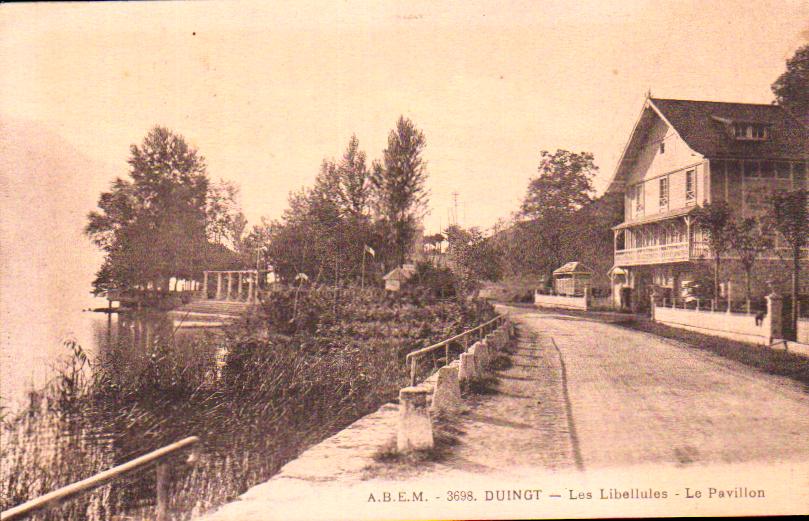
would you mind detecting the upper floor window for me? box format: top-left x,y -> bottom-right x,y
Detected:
659,142 -> 665,154
633,184 -> 644,215
776,161 -> 791,179
659,177 -> 669,209
732,122 -> 769,141
685,170 -> 696,205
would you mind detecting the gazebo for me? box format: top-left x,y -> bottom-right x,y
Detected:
552,262 -> 593,296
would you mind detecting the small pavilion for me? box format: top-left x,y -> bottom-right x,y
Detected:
552,262 -> 593,296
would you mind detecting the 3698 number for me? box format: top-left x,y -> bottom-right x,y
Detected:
446,490 -> 475,501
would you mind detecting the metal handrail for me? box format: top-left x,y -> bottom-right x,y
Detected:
405,314 -> 506,386
2,436 -> 199,521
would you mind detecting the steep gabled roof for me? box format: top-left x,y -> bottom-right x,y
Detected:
650,98 -> 809,160
606,97 -> 809,194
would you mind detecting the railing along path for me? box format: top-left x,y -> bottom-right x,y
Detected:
405,314 -> 506,386
2,436 -> 199,521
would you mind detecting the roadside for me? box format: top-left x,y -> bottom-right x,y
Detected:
198,307 -> 809,520
504,306 -> 809,467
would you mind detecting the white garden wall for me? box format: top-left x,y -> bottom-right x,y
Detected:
534,292 -> 588,310
653,306 -> 771,345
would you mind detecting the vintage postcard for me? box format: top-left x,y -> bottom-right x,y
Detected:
2,1 -> 809,520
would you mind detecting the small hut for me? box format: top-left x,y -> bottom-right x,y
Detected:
552,262 -> 592,296
383,264 -> 417,292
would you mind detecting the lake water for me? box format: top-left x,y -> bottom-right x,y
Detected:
0,299 -> 211,413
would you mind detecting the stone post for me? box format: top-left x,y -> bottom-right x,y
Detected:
431,365 -> 462,413
649,288 -> 657,321
226,272 -> 234,301
584,286 -> 591,311
248,273 -> 255,303
459,352 -> 476,381
238,272 -> 244,300
469,343 -> 485,375
766,292 -> 783,343
397,387 -> 433,452
216,272 -> 223,300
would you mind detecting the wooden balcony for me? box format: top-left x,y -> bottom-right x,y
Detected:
614,241 -> 710,266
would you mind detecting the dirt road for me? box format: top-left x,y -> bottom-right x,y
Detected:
200,306 -> 809,519
505,306 -> 809,469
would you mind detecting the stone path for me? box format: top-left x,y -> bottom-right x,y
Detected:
197,305 -> 809,520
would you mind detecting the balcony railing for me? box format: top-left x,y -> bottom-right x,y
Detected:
615,241 -> 711,266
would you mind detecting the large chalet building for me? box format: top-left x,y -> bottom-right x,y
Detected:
607,97 -> 809,310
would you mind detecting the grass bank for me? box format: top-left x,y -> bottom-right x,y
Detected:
1,288 -> 494,521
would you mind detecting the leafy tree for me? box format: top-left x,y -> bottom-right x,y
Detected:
445,225 -> 502,296
772,44 -> 809,124
85,127 -> 209,293
767,189 -> 809,336
370,117 -> 429,268
729,217 -> 773,306
259,145 -> 379,285
520,149 -> 596,220
507,150 -> 602,283
692,201 -> 735,300
206,179 -> 247,252
336,134 -> 371,217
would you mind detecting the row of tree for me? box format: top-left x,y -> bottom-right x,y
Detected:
85,117 -> 430,293
243,117 -> 429,284
694,190 -> 809,328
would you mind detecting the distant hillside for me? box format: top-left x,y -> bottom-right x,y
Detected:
0,115 -> 114,403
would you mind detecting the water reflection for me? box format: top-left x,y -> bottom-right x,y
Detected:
1,310 -> 226,521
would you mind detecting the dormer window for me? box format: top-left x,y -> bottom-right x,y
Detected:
732,122 -> 769,141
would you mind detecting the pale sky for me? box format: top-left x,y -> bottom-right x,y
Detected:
1,0 -> 808,234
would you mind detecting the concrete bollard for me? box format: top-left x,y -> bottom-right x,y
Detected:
469,343 -> 486,374
431,365 -> 462,413
480,339 -> 492,364
397,386 -> 434,452
459,352 -> 477,381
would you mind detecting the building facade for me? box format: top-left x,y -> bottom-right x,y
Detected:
607,97 -> 809,310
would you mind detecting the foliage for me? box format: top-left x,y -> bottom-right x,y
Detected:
335,134 -> 372,218
254,120 -> 430,284
692,201 -> 735,298
444,224 -> 502,295
520,149 -> 596,220
496,190 -> 622,287
85,127 -> 212,294
370,116 -> 429,268
258,175 -> 379,284
406,261 -> 457,299
206,179 -> 248,252
730,217 -> 774,302
772,43 -> 809,124
766,189 -> 809,332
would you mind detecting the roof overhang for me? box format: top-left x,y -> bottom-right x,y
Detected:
612,206 -> 697,230
605,97 -> 699,195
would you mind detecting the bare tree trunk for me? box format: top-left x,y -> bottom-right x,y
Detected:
714,256 -> 721,301
745,267 -> 752,309
793,245 -> 800,338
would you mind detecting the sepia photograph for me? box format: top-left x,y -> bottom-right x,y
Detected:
1,1 -> 808,519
